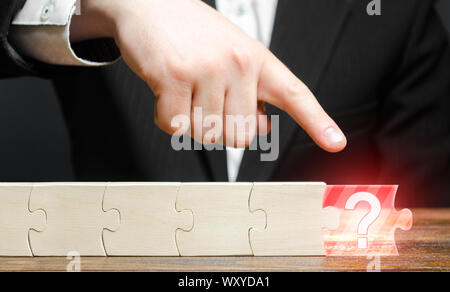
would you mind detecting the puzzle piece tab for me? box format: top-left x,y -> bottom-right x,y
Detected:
323,185 -> 413,256
249,182 -> 340,256
29,183 -> 120,256
176,183 -> 266,256
0,184 -> 46,256
103,182 -> 193,256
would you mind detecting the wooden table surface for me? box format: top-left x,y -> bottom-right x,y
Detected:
0,208 -> 448,272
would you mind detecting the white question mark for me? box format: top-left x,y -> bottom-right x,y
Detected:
345,192 -> 381,249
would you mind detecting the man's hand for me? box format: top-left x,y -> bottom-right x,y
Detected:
71,0 -> 346,152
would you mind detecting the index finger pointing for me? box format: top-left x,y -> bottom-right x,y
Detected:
257,50 -> 347,153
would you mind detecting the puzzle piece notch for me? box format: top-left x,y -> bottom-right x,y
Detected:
29,183 -> 120,256
249,182 -> 339,256
323,206 -> 341,231
0,183 -> 46,256
396,208 -> 413,231
103,182 -> 193,256
176,183 -> 266,256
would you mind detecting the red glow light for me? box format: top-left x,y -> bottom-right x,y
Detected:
323,185 -> 413,256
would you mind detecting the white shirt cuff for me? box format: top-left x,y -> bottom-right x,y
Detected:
9,0 -> 119,66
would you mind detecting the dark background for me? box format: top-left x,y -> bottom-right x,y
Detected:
0,1 -> 449,184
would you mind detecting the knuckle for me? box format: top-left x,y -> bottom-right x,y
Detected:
202,133 -> 216,145
154,115 -> 176,135
140,65 -> 159,89
172,118 -> 190,136
286,81 -> 308,98
229,46 -> 251,74
155,101 -> 190,136
280,81 -> 309,106
165,57 -> 191,82
198,58 -> 221,77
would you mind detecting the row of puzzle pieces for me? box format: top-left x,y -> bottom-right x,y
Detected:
0,182 -> 413,256
0,182 -> 342,256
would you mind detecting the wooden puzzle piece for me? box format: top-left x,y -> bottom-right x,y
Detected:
176,183 -> 266,256
0,183 -> 46,256
29,183 -> 120,256
323,185 -> 413,256
249,182 -> 340,256
103,182 -> 193,256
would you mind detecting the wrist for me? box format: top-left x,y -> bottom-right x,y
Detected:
70,0 -> 124,42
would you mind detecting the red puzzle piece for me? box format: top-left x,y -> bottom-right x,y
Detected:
323,185 -> 413,256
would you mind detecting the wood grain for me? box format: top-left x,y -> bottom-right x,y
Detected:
176,183 -> 266,256
0,208 -> 448,271
0,183 -> 46,256
249,182 -> 339,256
29,183 -> 120,256
103,182 -> 193,256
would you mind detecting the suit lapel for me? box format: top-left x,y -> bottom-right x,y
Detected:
238,0 -> 354,182
203,0 -> 216,9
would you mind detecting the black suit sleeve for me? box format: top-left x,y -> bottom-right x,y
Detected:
0,0 -> 120,79
376,0 -> 450,206
0,0 -> 32,78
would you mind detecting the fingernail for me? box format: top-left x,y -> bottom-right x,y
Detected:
324,127 -> 345,144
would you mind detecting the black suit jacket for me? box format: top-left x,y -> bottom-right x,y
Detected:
1,0 -> 450,207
